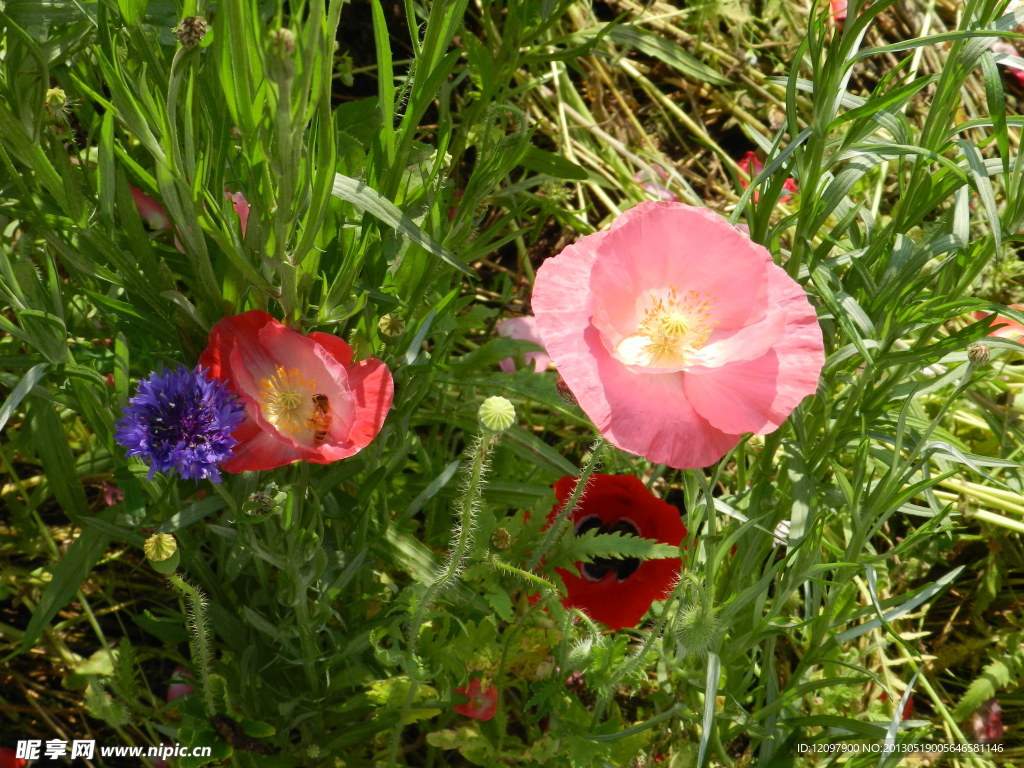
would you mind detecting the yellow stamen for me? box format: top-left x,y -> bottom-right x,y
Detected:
257,366 -> 317,438
626,286 -> 716,367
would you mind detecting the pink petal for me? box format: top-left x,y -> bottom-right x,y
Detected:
497,316 -> 551,373
308,331 -> 355,366
226,190 -> 250,237
683,263 -> 823,434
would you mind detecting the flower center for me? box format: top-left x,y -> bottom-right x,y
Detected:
257,366 -> 317,438
575,516 -> 642,582
618,286 -> 715,368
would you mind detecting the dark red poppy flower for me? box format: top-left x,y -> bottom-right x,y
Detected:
454,678 -> 498,721
199,310 -> 393,472
548,474 -> 685,629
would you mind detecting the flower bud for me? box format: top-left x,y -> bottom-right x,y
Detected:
674,601 -> 721,657
144,532 -> 180,574
44,88 -> 75,124
378,313 -> 405,338
269,28 -> 296,56
967,342 -> 990,366
267,28 -> 297,83
567,638 -> 594,668
490,527 -> 511,551
478,396 -> 515,433
241,482 -> 286,519
173,16 -> 209,48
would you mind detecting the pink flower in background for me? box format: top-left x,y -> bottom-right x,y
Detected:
227,190 -> 250,236
497,316 -> 551,373
100,481 -> 124,507
969,699 -> 1004,742
990,40 -> 1024,87
973,304 -> 1024,342
454,678 -> 498,721
131,187 -> 170,230
632,166 -> 678,202
831,0 -> 848,21
129,187 -> 249,243
532,202 -> 825,469
166,665 -> 194,702
738,151 -> 798,203
199,310 -> 394,472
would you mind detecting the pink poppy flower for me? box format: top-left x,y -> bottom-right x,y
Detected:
453,678 -> 498,721
738,151 -> 798,203
532,202 -> 825,469
198,310 -> 394,472
973,305 -> 1024,342
497,316 -> 551,373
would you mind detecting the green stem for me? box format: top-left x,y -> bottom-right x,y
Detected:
167,573 -> 215,715
386,431 -> 498,767
527,437 -> 604,571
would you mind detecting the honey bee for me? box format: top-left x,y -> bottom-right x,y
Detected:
308,393 -> 332,442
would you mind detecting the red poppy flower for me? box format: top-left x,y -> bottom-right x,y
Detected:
739,151 -> 798,203
453,678 -> 498,721
199,310 -> 393,472
547,474 -> 685,629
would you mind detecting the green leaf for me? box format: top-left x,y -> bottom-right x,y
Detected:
520,147 -> 589,180
331,173 -> 473,276
0,362 -> 48,433
607,26 -> 730,86
550,528 -> 679,569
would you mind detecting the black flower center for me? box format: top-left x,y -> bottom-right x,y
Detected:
575,516 -> 641,582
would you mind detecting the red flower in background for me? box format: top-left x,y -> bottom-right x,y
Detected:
547,474 -> 685,629
0,748 -> 25,768
738,151 -> 798,203
199,310 -> 393,472
454,678 -> 498,721
973,304 -> 1024,342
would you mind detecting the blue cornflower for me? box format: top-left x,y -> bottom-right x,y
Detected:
115,365 -> 246,483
